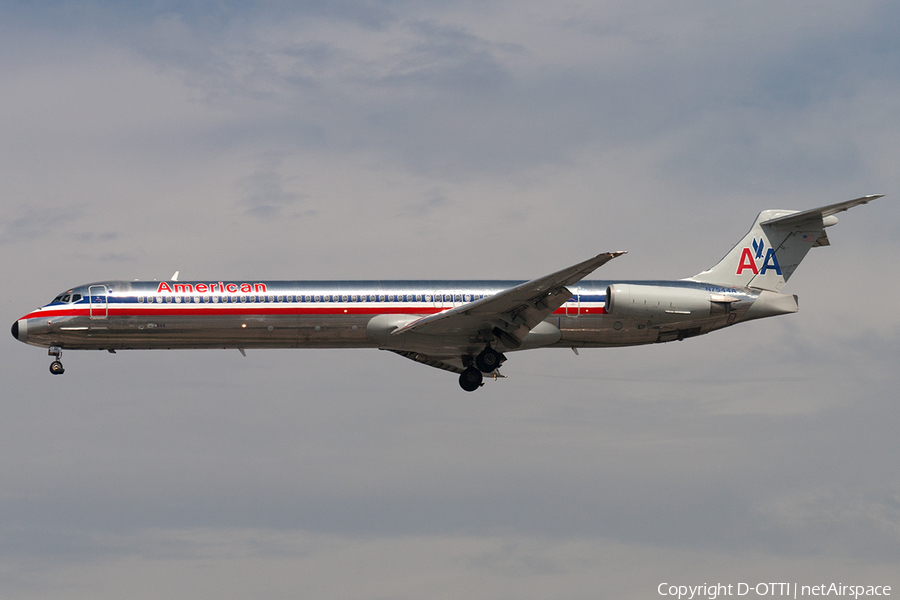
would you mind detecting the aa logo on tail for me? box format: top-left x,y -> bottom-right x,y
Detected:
737,238 -> 782,275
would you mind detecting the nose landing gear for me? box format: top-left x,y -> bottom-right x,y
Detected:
48,347 -> 65,375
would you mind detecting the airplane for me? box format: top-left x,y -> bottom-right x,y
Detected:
11,195 -> 881,391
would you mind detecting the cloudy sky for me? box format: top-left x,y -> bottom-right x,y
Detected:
2,1 -> 899,598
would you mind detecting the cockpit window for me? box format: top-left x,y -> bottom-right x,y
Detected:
52,291 -> 83,304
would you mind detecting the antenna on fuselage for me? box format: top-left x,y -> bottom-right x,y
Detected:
171,271 -> 179,281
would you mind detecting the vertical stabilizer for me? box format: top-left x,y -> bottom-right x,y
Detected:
688,195 -> 882,291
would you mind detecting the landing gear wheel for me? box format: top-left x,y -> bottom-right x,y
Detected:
475,348 -> 502,373
49,360 -> 65,375
458,367 -> 483,392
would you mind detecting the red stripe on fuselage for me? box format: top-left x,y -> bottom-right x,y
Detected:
22,305 -> 607,320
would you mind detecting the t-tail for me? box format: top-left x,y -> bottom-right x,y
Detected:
688,195 -> 883,291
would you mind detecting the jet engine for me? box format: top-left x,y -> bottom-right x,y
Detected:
605,284 -> 738,322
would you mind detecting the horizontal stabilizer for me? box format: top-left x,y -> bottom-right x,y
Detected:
761,195 -> 883,228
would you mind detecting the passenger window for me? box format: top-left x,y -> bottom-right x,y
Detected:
342,295 -> 349,302
379,295 -> 385,302
138,296 -> 144,303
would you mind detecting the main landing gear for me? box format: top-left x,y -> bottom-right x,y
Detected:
474,347 -> 502,373
458,347 -> 506,392
48,347 -> 65,375
458,367 -> 483,392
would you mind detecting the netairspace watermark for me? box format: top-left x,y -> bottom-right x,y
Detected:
658,583 -> 891,600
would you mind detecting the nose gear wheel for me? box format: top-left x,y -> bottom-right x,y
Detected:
48,347 -> 65,375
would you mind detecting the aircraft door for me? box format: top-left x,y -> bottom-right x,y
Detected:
565,293 -> 580,316
89,285 -> 108,319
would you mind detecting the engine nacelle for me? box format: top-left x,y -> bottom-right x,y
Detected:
605,284 -> 733,322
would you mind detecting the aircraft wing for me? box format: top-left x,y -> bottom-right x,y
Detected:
761,194 -> 883,228
391,251 -> 626,348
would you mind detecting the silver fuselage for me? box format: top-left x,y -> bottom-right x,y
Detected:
13,278 -> 779,357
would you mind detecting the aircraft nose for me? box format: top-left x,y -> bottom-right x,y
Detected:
11,319 -> 24,342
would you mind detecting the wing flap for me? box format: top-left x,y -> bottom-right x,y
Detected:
383,349 -> 466,374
